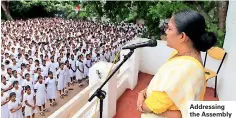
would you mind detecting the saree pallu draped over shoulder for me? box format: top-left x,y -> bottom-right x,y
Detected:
141,51 -> 206,118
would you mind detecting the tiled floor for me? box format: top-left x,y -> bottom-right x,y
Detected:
114,72 -> 219,118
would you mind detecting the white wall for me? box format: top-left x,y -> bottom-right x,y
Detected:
138,39 -> 223,89
139,39 -> 174,75
218,1 -> 236,101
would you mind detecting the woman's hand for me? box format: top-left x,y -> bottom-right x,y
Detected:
137,91 -> 145,112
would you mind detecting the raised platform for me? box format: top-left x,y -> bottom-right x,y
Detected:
114,72 -> 219,118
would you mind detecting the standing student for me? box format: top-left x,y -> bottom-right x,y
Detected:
45,71 -> 57,106
56,63 -> 65,98
24,85 -> 37,118
69,54 -> 76,85
64,60 -> 70,96
76,55 -> 84,86
41,60 -> 49,79
11,81 -> 24,115
8,92 -> 23,118
104,49 -> 110,62
34,75 -> 47,116
1,89 -> 10,118
48,56 -> 57,78
33,68 -> 41,84
1,75 -> 13,94
10,70 -> 23,85
22,73 -> 34,92
83,54 -> 90,79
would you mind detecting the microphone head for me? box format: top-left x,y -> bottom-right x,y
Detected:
149,39 -> 157,47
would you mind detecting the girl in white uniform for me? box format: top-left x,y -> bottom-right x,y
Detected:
8,92 -> 23,118
1,89 -> 10,118
22,73 -> 34,92
48,56 -> 58,77
1,75 -> 13,94
45,71 -> 57,106
24,85 -> 37,117
83,54 -> 91,78
56,63 -> 65,98
34,75 -> 48,115
76,55 -> 84,86
11,81 -> 24,116
64,60 -> 70,95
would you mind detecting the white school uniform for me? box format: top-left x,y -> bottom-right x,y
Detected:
45,77 -> 57,99
10,76 -> 23,86
1,92 -> 9,118
100,54 -> 105,62
33,73 -> 39,84
11,86 -> 23,102
23,70 -> 34,80
69,59 -> 76,78
56,68 -> 65,90
105,52 -> 110,62
41,65 -> 49,78
22,79 -> 34,91
76,60 -> 84,80
24,92 -> 38,117
49,61 -> 58,77
83,59 -> 90,77
8,99 -> 23,118
1,81 -> 12,94
64,66 -> 70,87
34,82 -> 46,106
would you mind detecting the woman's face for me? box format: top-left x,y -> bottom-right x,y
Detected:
165,17 -> 183,49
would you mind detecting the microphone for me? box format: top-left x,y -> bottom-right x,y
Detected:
122,39 -> 157,50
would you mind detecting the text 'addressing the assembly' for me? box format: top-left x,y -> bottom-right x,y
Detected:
188,101 -> 236,118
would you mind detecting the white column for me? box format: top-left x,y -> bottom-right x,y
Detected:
89,62 -> 117,118
218,1 -> 236,101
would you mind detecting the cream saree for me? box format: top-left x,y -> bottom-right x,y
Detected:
141,56 -> 206,118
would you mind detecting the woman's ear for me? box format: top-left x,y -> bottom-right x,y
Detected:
180,32 -> 187,43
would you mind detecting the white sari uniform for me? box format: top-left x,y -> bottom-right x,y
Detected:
34,82 -> 46,106
45,77 -> 57,99
76,60 -> 84,80
1,92 -> 9,118
11,87 -> 23,106
8,99 -> 23,118
83,59 -> 89,77
64,66 -> 70,87
49,61 -> 57,77
56,68 -> 65,90
69,59 -> 76,78
24,92 -> 38,117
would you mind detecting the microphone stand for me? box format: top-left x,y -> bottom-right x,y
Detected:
88,49 -> 134,118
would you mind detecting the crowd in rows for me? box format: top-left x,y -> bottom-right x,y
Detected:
1,18 -> 143,118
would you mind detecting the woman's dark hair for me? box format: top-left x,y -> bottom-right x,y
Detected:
9,92 -> 16,98
173,10 -> 217,52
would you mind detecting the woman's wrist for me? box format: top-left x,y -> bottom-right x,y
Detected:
139,90 -> 146,98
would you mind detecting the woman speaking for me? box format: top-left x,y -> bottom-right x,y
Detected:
137,10 -> 217,118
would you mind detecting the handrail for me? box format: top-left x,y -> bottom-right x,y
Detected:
48,82 -> 101,118
72,98 -> 99,118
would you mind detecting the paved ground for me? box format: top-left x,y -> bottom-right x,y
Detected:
33,80 -> 89,118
